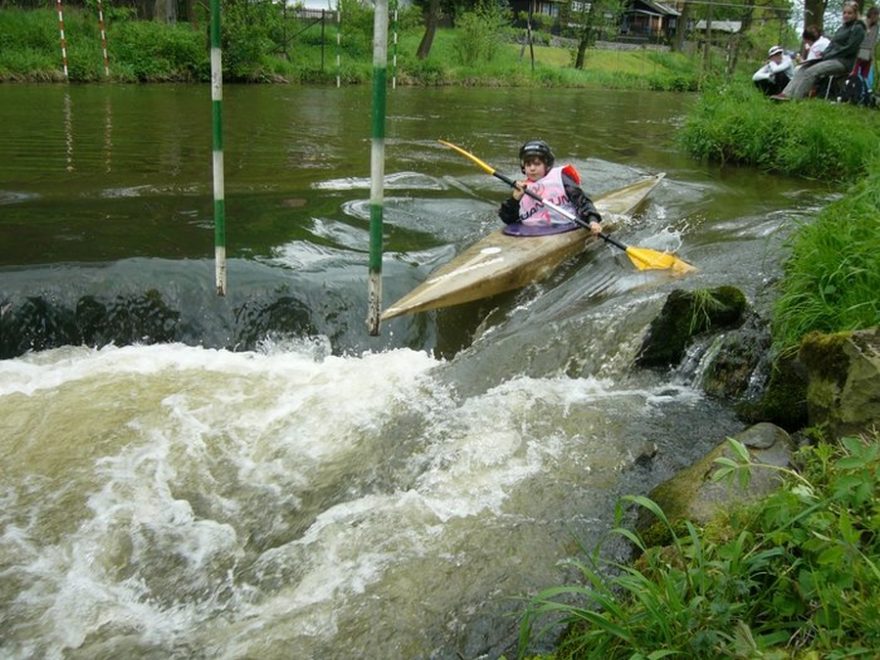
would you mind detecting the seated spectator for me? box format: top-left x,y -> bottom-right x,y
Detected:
753,45 -> 794,95
772,1 -> 866,100
798,25 -> 830,64
854,6 -> 878,79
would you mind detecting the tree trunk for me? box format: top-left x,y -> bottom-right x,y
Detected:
153,0 -> 176,23
574,0 -> 598,69
416,0 -> 441,60
672,2 -> 691,53
804,0 -> 827,33
727,0 -> 754,75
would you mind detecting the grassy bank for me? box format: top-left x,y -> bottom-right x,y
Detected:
519,431 -> 880,658
678,81 -> 880,350
518,86 -> 880,658
0,7 -> 701,89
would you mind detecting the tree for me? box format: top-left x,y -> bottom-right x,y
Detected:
416,0 -> 442,59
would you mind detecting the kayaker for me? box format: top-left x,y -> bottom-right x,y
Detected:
771,1 -> 866,101
752,45 -> 794,96
498,139 -> 602,234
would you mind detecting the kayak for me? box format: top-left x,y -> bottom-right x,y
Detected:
381,173 -> 665,321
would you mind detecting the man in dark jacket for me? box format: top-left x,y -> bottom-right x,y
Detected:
772,0 -> 866,100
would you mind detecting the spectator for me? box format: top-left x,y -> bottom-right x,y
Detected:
753,45 -> 794,95
799,25 -> 830,64
772,1 -> 866,100
854,6 -> 878,79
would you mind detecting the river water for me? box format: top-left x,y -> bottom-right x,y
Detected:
0,83 -> 832,658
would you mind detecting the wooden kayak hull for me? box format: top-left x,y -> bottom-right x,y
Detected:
381,173 -> 665,321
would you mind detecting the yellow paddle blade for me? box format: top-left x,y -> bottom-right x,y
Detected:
625,246 -> 696,275
437,140 -> 497,175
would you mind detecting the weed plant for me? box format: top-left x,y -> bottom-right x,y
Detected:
679,81 -> 880,182
771,166 -> 880,351
518,431 -> 880,658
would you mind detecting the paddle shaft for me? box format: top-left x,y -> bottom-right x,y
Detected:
490,170 -> 629,252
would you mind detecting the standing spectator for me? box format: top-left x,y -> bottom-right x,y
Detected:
853,6 -> 878,80
772,1 -> 866,100
753,45 -> 795,95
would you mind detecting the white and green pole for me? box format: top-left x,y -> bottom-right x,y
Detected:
335,2 -> 342,88
210,0 -> 227,296
366,0 -> 389,335
391,0 -> 398,90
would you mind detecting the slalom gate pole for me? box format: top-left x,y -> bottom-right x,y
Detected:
210,0 -> 227,296
366,0 -> 389,335
336,2 -> 342,88
96,0 -> 110,77
56,0 -> 69,81
391,0 -> 398,90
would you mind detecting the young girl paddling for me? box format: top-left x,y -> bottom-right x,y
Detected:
498,139 -> 603,234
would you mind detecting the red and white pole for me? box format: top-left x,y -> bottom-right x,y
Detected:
96,0 -> 110,77
56,0 -> 69,80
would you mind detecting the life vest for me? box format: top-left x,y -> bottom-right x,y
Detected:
518,165 -> 578,225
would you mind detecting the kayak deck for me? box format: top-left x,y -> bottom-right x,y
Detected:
381,173 -> 665,321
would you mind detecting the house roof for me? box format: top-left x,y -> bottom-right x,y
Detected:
694,19 -> 742,33
627,0 -> 680,17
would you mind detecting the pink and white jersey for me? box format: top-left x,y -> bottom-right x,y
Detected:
518,166 -> 577,225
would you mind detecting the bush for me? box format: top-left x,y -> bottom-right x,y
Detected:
112,20 -> 205,81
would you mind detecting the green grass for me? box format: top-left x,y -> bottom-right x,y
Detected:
519,431 -> 880,659
0,8 -> 703,88
771,167 -> 880,352
678,81 -> 880,182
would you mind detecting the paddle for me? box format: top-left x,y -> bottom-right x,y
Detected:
438,139 -> 695,274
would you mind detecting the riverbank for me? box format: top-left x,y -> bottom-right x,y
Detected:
518,84 -> 880,658
0,7 -> 702,89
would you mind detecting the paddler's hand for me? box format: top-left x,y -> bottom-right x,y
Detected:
512,181 -> 527,201
585,212 -> 602,235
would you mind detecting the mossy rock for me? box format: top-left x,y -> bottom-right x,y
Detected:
799,327 -> 880,438
636,286 -> 748,369
635,423 -> 793,548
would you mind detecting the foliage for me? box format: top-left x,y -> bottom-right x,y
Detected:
518,431 -> 880,658
678,80 -> 880,181
112,20 -> 205,81
771,167 -> 880,351
451,0 -> 512,66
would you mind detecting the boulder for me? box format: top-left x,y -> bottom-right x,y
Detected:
635,286 -> 748,369
636,423 -> 794,547
799,327 -> 880,438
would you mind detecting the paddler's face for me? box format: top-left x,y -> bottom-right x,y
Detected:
522,157 -> 548,181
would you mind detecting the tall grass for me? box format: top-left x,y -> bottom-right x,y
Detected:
518,431 -> 880,658
679,81 -> 880,181
772,167 -> 880,351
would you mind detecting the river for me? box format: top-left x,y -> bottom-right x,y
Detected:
0,83 -> 833,658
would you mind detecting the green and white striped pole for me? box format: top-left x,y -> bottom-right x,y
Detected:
210,0 -> 227,296
366,0 -> 388,335
335,2 -> 342,88
391,0 -> 398,90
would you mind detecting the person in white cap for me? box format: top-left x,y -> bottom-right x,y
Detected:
753,45 -> 794,95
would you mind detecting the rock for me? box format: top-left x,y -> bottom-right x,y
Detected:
635,286 -> 748,369
737,352 -> 809,432
636,423 -> 794,547
799,327 -> 880,438
701,311 -> 771,400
